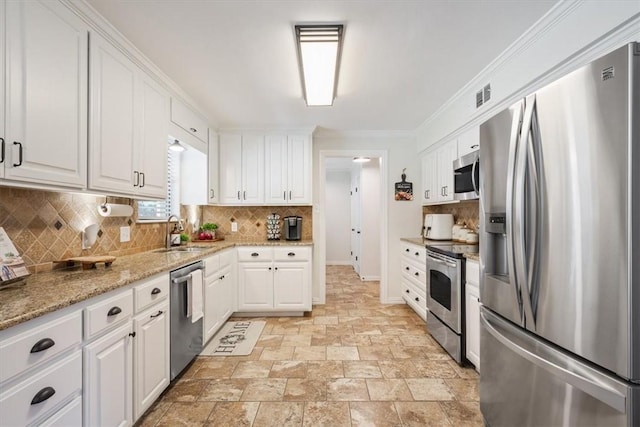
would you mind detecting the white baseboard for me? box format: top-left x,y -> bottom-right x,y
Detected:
326,261 -> 352,266
360,276 -> 380,282
385,297 -> 405,304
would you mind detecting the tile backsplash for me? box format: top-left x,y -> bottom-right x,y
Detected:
200,206 -> 313,241
423,200 -> 479,231
0,187 -> 165,273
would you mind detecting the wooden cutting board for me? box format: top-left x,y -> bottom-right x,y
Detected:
57,256 -> 116,270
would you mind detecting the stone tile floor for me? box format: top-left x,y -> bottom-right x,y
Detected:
138,265 -> 483,426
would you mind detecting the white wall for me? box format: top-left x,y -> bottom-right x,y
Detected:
313,133 -> 423,304
416,2 -> 640,153
359,160 -> 381,280
325,169 -> 352,265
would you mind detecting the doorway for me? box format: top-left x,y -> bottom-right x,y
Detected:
315,150 -> 388,304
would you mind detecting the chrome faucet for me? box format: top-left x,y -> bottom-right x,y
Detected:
166,215 -> 180,249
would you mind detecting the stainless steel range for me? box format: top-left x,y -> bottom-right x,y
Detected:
425,243 -> 478,364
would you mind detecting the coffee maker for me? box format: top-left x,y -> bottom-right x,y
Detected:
284,216 -> 302,241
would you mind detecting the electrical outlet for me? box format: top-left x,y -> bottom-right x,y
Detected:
120,226 -> 131,242
231,222 -> 238,232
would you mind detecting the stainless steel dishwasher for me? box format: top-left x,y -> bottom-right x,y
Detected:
170,260 -> 204,380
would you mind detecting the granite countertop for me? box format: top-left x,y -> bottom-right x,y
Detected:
400,237 -> 480,261
0,240 -> 313,331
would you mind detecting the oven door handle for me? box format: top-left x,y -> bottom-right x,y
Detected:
427,255 -> 456,269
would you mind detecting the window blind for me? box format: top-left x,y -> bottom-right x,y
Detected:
137,143 -> 180,221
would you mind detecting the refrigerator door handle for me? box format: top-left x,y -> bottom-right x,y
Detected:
519,95 -> 537,330
506,100 -> 525,312
482,309 -> 627,413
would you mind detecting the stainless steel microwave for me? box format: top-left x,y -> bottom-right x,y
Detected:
453,150 -> 479,200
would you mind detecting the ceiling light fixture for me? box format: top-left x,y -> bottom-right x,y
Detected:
169,139 -> 185,152
353,157 -> 371,163
295,24 -> 344,107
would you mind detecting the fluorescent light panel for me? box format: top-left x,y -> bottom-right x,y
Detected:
295,24 -> 344,106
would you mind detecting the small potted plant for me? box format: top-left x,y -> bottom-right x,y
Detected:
179,233 -> 190,245
198,223 -> 218,240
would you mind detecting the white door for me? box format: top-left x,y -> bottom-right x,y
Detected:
89,32 -> 137,194
84,323 -> 132,427
241,133 -> 264,204
133,301 -> 169,421
351,171 -> 361,274
287,134 -> 312,204
208,133 -> 219,203
437,140 -> 457,202
219,266 -> 235,322
465,284 -> 481,370
5,0 -> 88,187
264,133 -> 288,204
237,263 -> 273,310
273,262 -> 309,310
218,133 -> 242,204
204,275 -> 222,342
136,75 -> 168,199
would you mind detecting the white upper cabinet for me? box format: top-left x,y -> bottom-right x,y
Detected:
208,131 -> 219,204
218,132 -> 264,205
436,139 -> 457,202
265,133 -> 312,205
3,0 -> 88,188
457,126 -> 480,158
421,139 -> 458,204
89,32 -> 169,199
136,75 -> 169,199
170,98 -> 208,145
218,133 -> 243,204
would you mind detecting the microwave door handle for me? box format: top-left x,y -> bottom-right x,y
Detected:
471,155 -> 479,196
506,100 -> 525,318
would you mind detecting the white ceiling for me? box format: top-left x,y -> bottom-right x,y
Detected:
85,0 -> 557,133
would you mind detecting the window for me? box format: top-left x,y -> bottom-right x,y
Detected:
137,141 -> 181,221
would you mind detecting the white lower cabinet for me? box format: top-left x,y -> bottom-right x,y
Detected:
133,300 -> 170,420
84,322 -> 133,427
203,250 -> 236,343
465,259 -> 480,371
237,247 -> 312,312
400,242 -> 427,320
40,395 -> 83,427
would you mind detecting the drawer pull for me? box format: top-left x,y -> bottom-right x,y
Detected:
151,287 -> 162,295
31,387 -> 55,405
150,310 -> 164,318
30,338 -> 55,353
287,252 -> 295,257
129,332 -> 136,338
251,252 -> 259,257
190,127 -> 197,133
107,306 -> 122,317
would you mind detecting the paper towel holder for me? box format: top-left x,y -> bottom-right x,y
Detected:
82,223 -> 99,249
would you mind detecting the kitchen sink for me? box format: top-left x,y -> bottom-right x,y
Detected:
153,247 -> 207,253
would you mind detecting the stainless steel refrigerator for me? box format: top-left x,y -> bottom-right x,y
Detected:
479,42 -> 640,426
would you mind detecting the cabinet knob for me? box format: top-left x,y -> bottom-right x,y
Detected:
129,332 -> 136,338
405,289 -> 410,294
268,267 -> 272,271
190,127 -> 197,133
415,252 -> 419,256
405,267 -> 409,271
414,272 -> 419,277
107,306 -> 122,316
31,387 -> 55,405
151,287 -> 162,295
405,248 -> 409,252
30,338 -> 55,353
415,297 -> 420,302
274,267 -> 278,271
